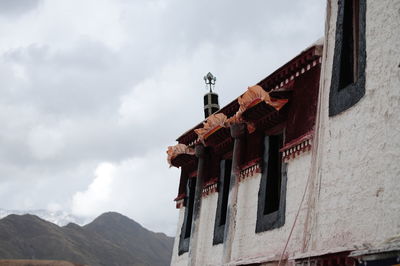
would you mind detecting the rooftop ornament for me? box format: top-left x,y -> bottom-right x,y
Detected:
166,144 -> 195,168
194,113 -> 229,145
237,85 -> 288,114
226,85 -> 289,133
204,72 -> 216,92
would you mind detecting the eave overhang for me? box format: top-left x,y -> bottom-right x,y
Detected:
174,44 -> 322,148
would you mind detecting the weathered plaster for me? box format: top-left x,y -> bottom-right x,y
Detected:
171,151 -> 313,265
171,208 -> 189,266
303,0 -> 400,255
170,1 -> 400,264
231,152 -> 313,263
195,193 -> 224,266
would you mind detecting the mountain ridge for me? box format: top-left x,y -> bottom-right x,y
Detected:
0,209 -> 86,227
0,212 -> 173,266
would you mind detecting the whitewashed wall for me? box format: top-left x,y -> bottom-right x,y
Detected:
170,152 -> 314,265
195,193 -> 224,266
305,0 -> 400,254
170,0 -> 400,264
171,208 -> 188,266
231,153 -> 313,264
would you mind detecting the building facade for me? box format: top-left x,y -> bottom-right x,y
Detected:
167,0 -> 400,265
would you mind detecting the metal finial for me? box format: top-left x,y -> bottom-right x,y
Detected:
203,72 -> 216,92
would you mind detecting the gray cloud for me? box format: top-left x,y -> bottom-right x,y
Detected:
0,0 -> 41,17
0,0 -> 325,235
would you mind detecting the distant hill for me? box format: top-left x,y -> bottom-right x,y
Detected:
0,209 -> 86,226
0,212 -> 174,266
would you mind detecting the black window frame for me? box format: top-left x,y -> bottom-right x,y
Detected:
329,0 -> 366,116
256,134 -> 287,233
212,159 -> 232,245
178,176 -> 196,255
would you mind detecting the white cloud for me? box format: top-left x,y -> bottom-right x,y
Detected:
71,162 -> 115,217
46,202 -> 62,212
71,150 -> 180,235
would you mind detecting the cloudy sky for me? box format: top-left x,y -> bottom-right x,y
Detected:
0,0 -> 325,236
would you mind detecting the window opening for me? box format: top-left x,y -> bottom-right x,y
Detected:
264,134 -> 282,215
178,175 -> 196,255
256,133 -> 287,233
329,0 -> 366,116
339,0 -> 360,89
184,177 -> 196,238
219,159 -> 232,226
213,159 -> 232,244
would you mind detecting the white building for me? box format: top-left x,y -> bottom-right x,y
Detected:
167,0 -> 400,265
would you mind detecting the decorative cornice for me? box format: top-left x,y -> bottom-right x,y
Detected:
238,85 -> 288,114
239,158 -> 262,182
280,132 -> 313,161
202,178 -> 218,197
258,45 -> 322,90
235,85 -> 288,133
166,144 -> 195,168
194,113 -> 228,144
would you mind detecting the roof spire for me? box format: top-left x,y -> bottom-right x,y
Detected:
203,72 -> 219,118
203,72 -> 216,93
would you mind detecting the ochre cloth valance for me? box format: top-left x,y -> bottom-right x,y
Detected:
166,144 -> 195,167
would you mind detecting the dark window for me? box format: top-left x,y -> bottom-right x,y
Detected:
256,134 -> 287,233
184,178 -> 196,238
178,177 -> 196,255
263,135 -> 282,215
219,160 -> 231,225
339,0 -> 359,89
213,159 -> 232,244
329,0 -> 366,116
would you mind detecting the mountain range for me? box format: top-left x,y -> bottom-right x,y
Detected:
0,212 -> 174,266
0,209 -> 88,227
